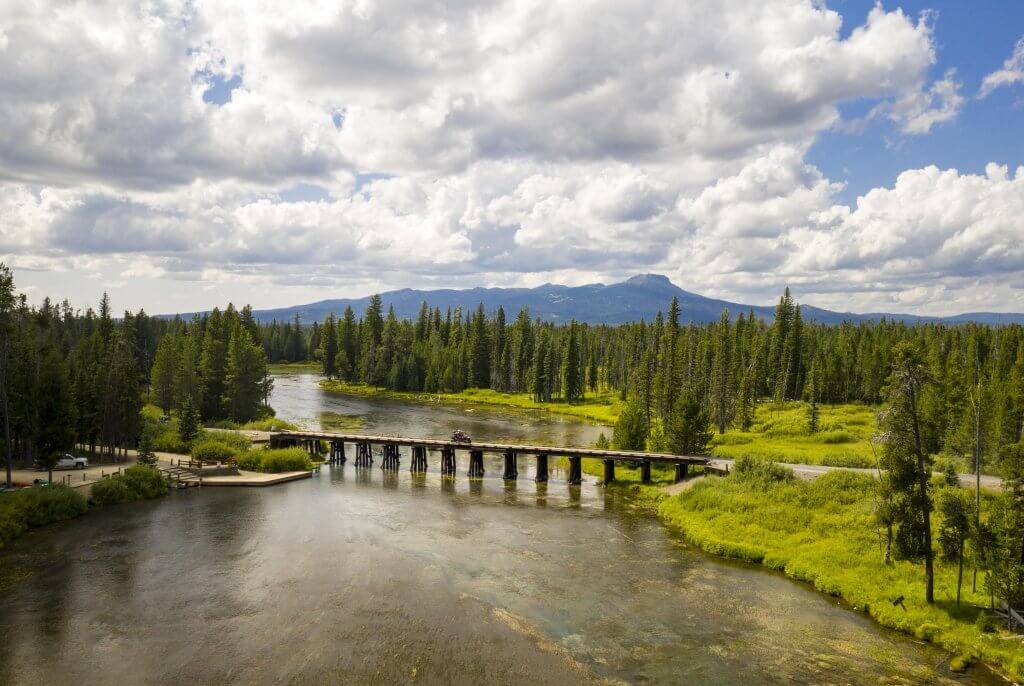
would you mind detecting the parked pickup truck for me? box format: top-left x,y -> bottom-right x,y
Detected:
56,454 -> 89,470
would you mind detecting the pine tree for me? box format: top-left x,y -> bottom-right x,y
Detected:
532,330 -> 549,402
562,320 -> 583,402
338,306 -> 358,381
150,335 -> 178,416
736,368 -> 755,432
179,395 -> 200,446
319,313 -> 338,378
35,343 -> 75,481
666,393 -> 713,455
612,393 -> 647,451
806,357 -> 821,433
199,310 -> 228,420
986,441 -> 1024,609
469,303 -> 490,388
879,341 -> 936,603
0,263 -> 15,488
710,310 -> 732,433
223,322 -> 271,423
136,426 -> 158,466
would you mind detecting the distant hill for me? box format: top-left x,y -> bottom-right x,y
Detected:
168,274 -> 1024,326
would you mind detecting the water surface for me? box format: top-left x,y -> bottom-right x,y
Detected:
0,374 -> 999,685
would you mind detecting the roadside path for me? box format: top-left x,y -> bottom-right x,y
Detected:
705,457 -> 1003,489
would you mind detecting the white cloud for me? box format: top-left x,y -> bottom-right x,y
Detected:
0,0 -> 1015,315
980,36 -> 1024,98
889,69 -> 964,134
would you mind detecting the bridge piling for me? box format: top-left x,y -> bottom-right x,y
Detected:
603,459 -> 615,484
381,444 -> 400,470
468,450 -> 485,478
441,447 -> 456,476
411,446 -> 427,472
674,463 -> 688,483
640,460 -> 651,484
503,449 -> 518,480
535,453 -> 548,482
355,442 -> 372,468
568,456 -> 582,485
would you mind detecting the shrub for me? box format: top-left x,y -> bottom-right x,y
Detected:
819,453 -> 874,468
0,485 -> 88,548
151,429 -> 189,454
191,439 -> 241,463
711,433 -> 753,446
236,448 -> 312,473
208,431 -> 252,452
732,456 -> 795,484
90,477 -> 132,506
817,430 -> 854,444
92,466 -> 168,506
240,417 -> 301,431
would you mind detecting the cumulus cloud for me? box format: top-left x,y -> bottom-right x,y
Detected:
980,36 -> 1024,98
0,0 -> 1017,315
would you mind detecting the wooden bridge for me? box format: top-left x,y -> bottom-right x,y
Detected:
268,430 -> 709,485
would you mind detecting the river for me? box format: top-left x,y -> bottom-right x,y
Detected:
0,373 -> 1000,684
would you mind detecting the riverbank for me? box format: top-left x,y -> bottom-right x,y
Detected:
596,461 -> 1024,682
319,380 -> 622,425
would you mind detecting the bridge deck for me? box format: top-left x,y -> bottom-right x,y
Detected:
269,430 -> 709,465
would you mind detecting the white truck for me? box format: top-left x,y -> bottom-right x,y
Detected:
55,454 -> 89,470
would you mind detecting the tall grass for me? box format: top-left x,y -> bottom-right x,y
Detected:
91,465 -> 168,506
0,486 -> 89,548
236,448 -> 313,473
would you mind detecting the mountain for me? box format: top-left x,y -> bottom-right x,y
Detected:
213,274 -> 1024,326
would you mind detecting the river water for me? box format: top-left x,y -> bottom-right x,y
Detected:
0,373 -> 1000,685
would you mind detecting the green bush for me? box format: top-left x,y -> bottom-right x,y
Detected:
190,439 -> 240,463
732,456 -> 795,484
0,485 -> 88,548
240,417 -> 301,431
92,465 -> 168,506
151,428 -> 189,454
817,430 -> 855,444
236,448 -> 312,473
819,452 -> 874,468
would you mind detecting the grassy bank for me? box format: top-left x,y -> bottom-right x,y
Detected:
269,361 -> 321,374
710,402 -> 877,468
319,380 -> 622,425
601,463 -> 1023,681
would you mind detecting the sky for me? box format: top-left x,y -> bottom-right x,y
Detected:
1,0 -> 1023,317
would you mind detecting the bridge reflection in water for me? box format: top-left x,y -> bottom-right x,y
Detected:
269,430 -> 709,485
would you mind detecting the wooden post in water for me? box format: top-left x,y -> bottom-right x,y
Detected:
381,444 -> 400,470
535,453 -> 548,482
337,440 -> 346,464
355,442 -> 372,468
411,446 -> 427,472
468,449 -> 485,478
567,456 -> 582,485
603,459 -> 615,485
674,463 -> 688,483
502,449 -> 518,480
441,447 -> 456,476
640,460 -> 651,484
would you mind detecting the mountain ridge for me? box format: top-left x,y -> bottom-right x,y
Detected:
168,274 -> 1024,326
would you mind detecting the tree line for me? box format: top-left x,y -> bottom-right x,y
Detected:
0,264 -> 271,486
266,289 -> 1023,466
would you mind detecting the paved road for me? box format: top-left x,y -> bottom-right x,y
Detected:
706,458 -> 1004,489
